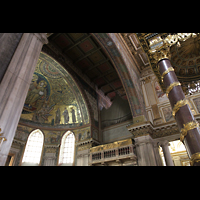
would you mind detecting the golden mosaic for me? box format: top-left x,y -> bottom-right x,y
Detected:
20,52 -> 89,128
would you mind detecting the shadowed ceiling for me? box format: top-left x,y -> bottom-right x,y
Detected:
47,33 -> 126,101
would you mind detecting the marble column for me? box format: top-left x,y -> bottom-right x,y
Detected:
153,142 -> 163,166
158,58 -> 200,166
0,33 -> 48,166
159,140 -> 174,166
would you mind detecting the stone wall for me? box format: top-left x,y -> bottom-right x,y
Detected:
0,33 -> 23,82
102,120 -> 133,143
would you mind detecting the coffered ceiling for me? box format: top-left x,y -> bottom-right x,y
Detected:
47,33 -> 126,101
120,33 -> 150,71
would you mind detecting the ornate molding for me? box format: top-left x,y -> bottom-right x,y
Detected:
127,121 -> 154,138
127,120 -> 180,139
76,138 -> 100,151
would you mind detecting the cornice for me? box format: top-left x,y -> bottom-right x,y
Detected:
127,120 -> 180,139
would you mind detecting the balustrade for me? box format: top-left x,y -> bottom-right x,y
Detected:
92,152 -> 101,160
89,138 -> 137,165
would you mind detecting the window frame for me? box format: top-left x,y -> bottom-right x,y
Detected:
58,131 -> 75,166
21,129 -> 44,166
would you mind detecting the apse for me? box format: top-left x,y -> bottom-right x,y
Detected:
20,52 -> 90,129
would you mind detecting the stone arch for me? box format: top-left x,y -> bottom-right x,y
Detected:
92,33 -> 147,120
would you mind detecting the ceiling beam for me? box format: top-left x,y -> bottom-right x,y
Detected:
62,34 -> 92,54
83,58 -> 110,73
73,47 -> 102,64
91,69 -> 115,82
48,33 -> 62,41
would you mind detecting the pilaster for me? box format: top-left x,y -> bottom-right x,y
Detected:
0,33 -> 48,165
134,134 -> 157,166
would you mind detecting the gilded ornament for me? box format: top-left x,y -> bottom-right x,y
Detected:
166,82 -> 181,97
190,152 -> 200,166
90,138 -> 132,153
149,45 -> 171,63
0,137 -> 7,142
0,128 -> 7,151
172,98 -> 189,117
164,34 -> 178,46
161,67 -> 174,82
180,120 -> 199,141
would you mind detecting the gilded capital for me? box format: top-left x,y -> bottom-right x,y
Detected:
149,43 -> 171,63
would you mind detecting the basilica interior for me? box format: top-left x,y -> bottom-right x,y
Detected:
1,33 -> 200,166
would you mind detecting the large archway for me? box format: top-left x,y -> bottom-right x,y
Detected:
92,33 -> 147,120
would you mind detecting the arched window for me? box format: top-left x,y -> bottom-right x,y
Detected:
22,129 -> 44,165
59,131 -> 75,165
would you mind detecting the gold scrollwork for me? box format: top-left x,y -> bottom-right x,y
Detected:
90,139 -> 132,153
166,82 -> 181,97
180,120 -> 199,142
0,137 -> 7,142
172,98 -> 189,117
161,67 -> 174,82
190,152 -> 200,166
0,128 -> 6,143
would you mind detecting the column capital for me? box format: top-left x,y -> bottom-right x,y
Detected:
33,33 -> 48,45
158,140 -> 170,147
153,142 -> 160,148
149,45 -> 171,63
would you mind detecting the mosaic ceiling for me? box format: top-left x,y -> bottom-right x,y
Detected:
20,52 -> 89,129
